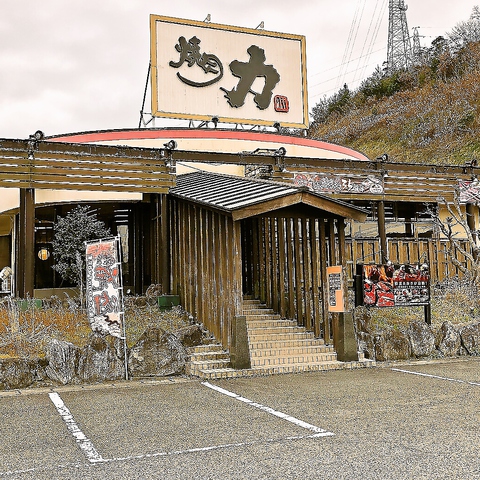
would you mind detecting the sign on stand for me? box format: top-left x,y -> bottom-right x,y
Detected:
359,263 -> 430,308
85,237 -> 128,379
356,262 -> 431,324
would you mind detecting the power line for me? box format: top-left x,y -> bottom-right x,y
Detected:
337,0 -> 367,90
358,0 -> 389,81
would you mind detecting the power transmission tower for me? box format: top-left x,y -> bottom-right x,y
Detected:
387,0 -> 412,73
411,26 -> 425,64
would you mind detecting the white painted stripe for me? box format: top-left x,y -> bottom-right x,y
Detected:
392,368 -> 480,386
0,433 -> 326,475
202,381 -> 334,436
106,432 -> 327,463
48,392 -> 104,463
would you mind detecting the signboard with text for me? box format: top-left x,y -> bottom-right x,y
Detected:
85,237 -> 124,338
150,15 -> 308,128
327,265 -> 345,312
360,263 -> 430,308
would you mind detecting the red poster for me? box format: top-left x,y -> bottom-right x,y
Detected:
85,237 -> 124,338
362,263 -> 429,307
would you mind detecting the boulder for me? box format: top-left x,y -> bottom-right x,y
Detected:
45,339 -> 81,385
128,327 -> 187,377
354,306 -> 373,334
436,321 -> 462,357
172,325 -> 204,347
459,322 -> 480,355
0,357 -> 44,390
406,321 -> 436,358
356,331 -> 376,360
374,328 -> 411,361
77,333 -> 126,383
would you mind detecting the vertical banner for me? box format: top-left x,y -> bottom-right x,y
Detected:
85,237 -> 124,338
327,265 -> 345,312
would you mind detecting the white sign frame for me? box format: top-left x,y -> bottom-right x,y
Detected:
150,15 -> 309,129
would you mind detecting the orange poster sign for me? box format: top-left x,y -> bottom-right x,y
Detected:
327,265 -> 345,312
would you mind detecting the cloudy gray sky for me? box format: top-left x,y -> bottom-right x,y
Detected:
0,1 -> 475,139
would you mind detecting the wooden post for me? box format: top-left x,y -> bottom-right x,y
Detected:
466,203 -> 478,260
232,220 -> 243,317
377,200 -> 388,263
160,193 -> 170,292
17,188 -> 35,298
334,219 -> 359,362
286,219 -> 296,320
319,219 -> 329,340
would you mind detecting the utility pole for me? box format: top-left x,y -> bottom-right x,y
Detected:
387,0 -> 412,73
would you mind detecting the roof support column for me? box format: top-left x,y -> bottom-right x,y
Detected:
377,200 -> 388,262
333,218 -> 359,362
17,188 -> 35,298
233,220 -> 243,316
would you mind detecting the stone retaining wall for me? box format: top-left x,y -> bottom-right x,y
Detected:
354,306 -> 480,361
0,325 -> 205,390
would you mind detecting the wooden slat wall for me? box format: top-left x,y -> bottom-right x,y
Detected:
169,198 -> 243,350
248,217 -> 336,341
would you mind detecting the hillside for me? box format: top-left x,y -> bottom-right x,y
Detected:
308,20 -> 480,166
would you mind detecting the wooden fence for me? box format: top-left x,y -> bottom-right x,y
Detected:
169,198 -> 242,348
346,237 -> 474,283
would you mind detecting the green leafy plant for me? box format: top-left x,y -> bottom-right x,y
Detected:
52,205 -> 110,292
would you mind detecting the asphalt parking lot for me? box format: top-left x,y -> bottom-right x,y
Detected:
0,358 -> 479,479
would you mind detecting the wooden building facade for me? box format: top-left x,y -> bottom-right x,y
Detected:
167,171 -> 366,354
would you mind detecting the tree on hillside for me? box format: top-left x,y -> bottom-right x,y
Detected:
449,6 -> 480,50
52,205 -> 110,292
429,194 -> 480,286
311,84 -> 352,126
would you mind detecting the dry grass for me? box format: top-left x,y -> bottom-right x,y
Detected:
0,295 -> 191,358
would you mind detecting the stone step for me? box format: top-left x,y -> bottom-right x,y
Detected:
249,338 -> 325,349
187,358 -> 231,376
193,360 -> 376,379
246,318 -> 296,328
247,331 -> 316,342
247,325 -> 309,335
187,344 -> 225,354
250,353 -> 338,367
243,309 -> 276,315
250,345 -> 335,357
188,351 -> 230,362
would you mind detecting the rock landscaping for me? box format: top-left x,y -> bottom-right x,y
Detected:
354,305 -> 480,361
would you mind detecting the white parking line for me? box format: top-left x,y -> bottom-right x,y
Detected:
202,381 -> 334,436
392,368 -> 480,386
48,392 -> 104,463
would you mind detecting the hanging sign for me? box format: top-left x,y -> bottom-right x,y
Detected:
327,265 -> 345,312
85,237 -> 124,338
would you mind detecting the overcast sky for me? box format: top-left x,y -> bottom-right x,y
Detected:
0,1 -> 475,139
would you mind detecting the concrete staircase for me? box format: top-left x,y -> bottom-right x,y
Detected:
186,298 -> 375,379
244,299 -> 338,369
